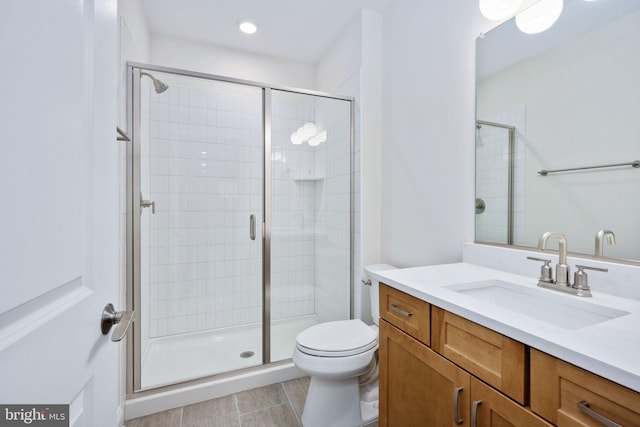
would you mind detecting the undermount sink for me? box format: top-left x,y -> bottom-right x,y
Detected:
445,279 -> 629,330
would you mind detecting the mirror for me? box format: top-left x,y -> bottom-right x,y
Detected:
475,0 -> 640,262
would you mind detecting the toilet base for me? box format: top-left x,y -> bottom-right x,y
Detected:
301,377 -> 378,427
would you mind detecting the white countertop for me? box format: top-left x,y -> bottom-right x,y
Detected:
369,262 -> 640,393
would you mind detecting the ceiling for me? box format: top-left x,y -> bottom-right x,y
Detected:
139,0 -> 394,64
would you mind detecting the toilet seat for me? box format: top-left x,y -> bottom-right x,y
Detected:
295,319 -> 378,357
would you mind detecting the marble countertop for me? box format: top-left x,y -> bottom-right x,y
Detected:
368,262 -> 640,393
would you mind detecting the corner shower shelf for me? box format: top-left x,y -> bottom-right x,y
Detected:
286,167 -> 325,181
293,176 -> 325,182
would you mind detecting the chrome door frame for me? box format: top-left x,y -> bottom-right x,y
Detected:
125,61 -> 355,396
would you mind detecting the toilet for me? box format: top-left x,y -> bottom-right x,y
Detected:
293,264 -> 396,427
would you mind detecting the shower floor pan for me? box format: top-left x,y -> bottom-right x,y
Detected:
141,315 -> 321,389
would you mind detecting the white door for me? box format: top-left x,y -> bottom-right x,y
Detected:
0,1 -> 119,426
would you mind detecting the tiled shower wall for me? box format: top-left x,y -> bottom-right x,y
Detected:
145,77 -> 263,339
141,75 -> 354,342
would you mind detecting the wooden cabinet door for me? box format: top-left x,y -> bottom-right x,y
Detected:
470,378 -> 553,427
380,320 -> 471,427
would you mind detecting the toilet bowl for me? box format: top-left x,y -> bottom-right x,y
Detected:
293,264 -> 396,427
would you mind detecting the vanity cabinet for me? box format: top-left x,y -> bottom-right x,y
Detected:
379,283 -> 552,427
530,349 -> 640,426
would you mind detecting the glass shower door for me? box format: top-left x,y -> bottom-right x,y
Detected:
133,69 -> 264,389
269,90 -> 352,362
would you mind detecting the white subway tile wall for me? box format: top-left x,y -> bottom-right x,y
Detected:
145,76 -> 264,339
139,73 -> 354,347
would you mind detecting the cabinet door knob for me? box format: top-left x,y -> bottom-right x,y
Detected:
453,386 -> 464,425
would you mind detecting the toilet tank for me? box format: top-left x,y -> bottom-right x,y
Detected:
363,264 -> 397,326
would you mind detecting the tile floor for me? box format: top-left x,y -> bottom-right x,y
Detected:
126,377 -> 379,427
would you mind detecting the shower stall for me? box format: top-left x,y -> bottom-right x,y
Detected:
126,63 -> 354,393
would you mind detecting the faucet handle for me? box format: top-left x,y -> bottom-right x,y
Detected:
573,264 -> 608,294
527,256 -> 553,283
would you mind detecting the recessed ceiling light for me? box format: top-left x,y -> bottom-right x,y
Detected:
239,21 -> 258,34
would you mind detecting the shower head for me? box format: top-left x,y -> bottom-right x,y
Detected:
140,71 -> 169,94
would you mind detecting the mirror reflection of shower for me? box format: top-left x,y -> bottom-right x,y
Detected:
475,120 -> 515,245
141,71 -> 169,94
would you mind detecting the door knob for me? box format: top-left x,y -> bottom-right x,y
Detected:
101,304 -> 134,342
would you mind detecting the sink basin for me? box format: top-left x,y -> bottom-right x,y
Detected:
445,279 -> 629,330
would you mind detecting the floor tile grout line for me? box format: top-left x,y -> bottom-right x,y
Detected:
179,406 -> 184,427
280,381 -> 302,426
237,401 -> 292,417
234,394 -> 242,427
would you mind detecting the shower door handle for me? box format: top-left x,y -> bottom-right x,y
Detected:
140,192 -> 156,214
250,214 -> 256,240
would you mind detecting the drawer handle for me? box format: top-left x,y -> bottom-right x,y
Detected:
390,304 -> 413,317
578,401 -> 623,427
453,386 -> 464,425
471,400 -> 482,427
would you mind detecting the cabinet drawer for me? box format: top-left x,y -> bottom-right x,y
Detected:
531,349 -> 640,426
432,306 -> 527,404
379,283 -> 430,346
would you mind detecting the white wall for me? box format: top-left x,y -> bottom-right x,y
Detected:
380,1 -> 487,268
315,15 -> 362,93
150,34 -> 316,89
118,0 -> 150,126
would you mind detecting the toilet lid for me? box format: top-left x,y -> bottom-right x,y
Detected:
296,319 -> 378,357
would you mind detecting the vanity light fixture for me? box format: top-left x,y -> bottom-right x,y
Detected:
515,0 -> 564,34
479,0 -> 525,20
239,21 -> 258,34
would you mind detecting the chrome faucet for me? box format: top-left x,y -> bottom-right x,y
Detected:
595,230 -> 616,257
538,232 -> 570,285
